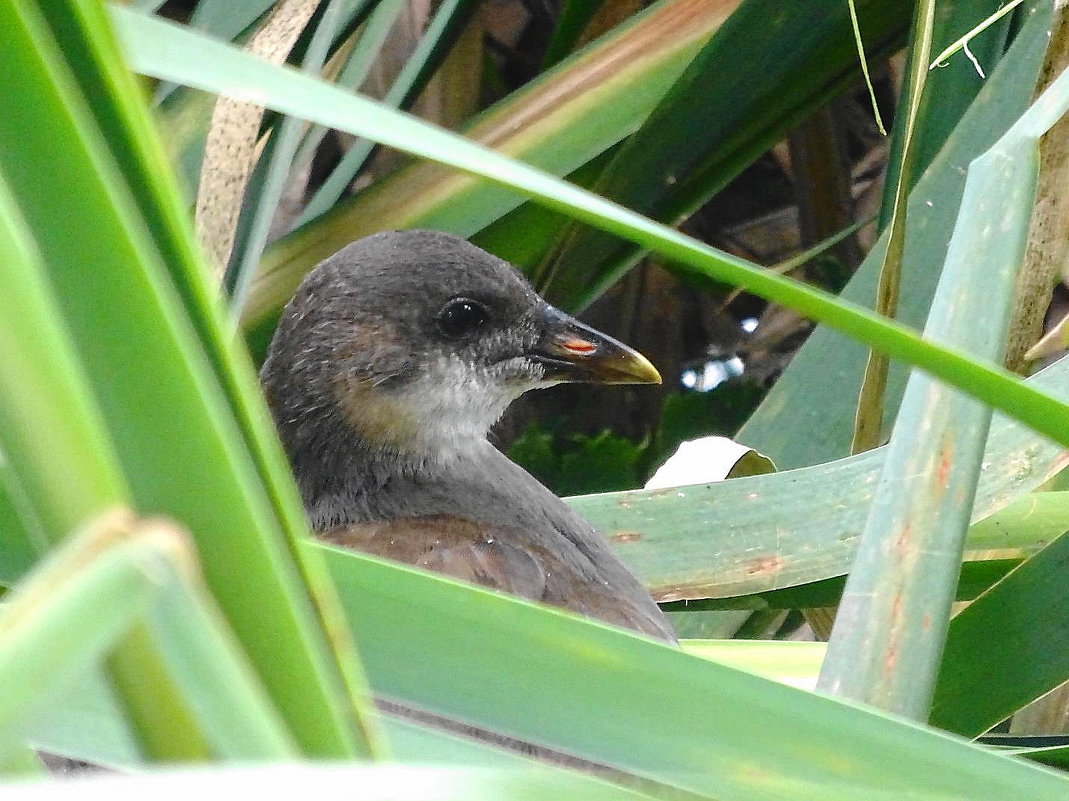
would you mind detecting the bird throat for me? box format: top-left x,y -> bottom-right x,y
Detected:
299,388 -> 508,532
332,356 -> 519,470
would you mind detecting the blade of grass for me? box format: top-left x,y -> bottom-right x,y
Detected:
113,6 -> 1069,452
739,0 -> 1052,468
297,0 -> 480,225
0,514 -> 297,761
847,0 -> 886,133
280,0 -> 404,187
0,182 -> 127,541
932,531 -> 1069,737
40,0 -> 381,751
0,161 -> 208,760
321,546 -> 1069,798
567,352 -> 1069,601
244,0 -> 735,352
851,0 -> 935,454
153,0 -> 275,105
821,63 -> 1069,716
0,526 -> 164,762
25,543 -> 1069,798
136,519 -> 299,759
8,0 -> 375,757
533,0 -> 908,309
819,136 -> 1036,716
226,0 -> 352,306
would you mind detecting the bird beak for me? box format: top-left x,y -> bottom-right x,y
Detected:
529,305 -> 662,385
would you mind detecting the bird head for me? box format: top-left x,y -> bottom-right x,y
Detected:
261,230 -> 660,468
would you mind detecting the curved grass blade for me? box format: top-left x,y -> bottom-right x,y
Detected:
568,353 -> 1069,601
297,0 -> 480,224
243,0 -> 733,352
0,514 -> 297,761
0,526 -> 171,762
738,0 -> 1055,467
320,546 -> 1069,798
43,1 -> 381,749
226,0 -> 353,307
153,0 -> 275,105
0,159 -> 208,760
533,0 -> 910,310
112,6 -> 1069,453
6,0 -> 374,757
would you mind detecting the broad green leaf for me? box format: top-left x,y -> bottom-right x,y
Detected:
320,546 -> 1069,799
932,531 -> 1069,737
820,122 -> 1037,716
569,354 -> 1069,600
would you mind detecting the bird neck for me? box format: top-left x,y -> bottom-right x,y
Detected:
291,413 -> 501,531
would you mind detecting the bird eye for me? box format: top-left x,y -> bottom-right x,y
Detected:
437,298 -> 489,338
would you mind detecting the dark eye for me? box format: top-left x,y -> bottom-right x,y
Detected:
437,298 -> 489,338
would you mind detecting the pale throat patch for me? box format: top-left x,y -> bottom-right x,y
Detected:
334,353 -> 544,465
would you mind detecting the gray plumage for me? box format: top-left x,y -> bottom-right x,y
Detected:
261,230 -> 675,642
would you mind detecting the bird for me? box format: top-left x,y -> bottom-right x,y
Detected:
260,229 -> 676,643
